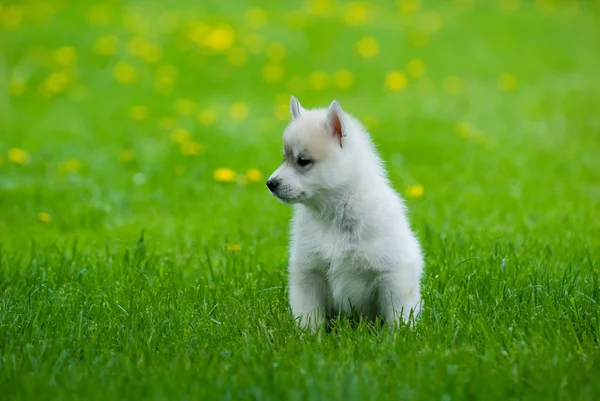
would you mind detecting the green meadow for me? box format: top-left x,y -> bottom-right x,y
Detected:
1,0 -> 599,399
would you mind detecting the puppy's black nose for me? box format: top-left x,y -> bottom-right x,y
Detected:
266,178 -> 280,191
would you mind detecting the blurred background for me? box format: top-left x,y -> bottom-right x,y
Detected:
1,0 -> 599,252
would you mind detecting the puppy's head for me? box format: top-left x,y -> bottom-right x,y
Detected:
267,96 -> 356,205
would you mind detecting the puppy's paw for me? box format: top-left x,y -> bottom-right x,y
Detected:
296,313 -> 326,333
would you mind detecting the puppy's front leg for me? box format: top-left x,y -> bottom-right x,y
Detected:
377,272 -> 421,328
289,269 -> 329,331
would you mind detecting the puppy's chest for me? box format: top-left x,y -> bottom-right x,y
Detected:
301,222 -> 373,272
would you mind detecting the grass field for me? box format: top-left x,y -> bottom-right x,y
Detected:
1,0 -> 600,399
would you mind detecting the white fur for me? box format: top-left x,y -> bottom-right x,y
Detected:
268,97 -> 424,331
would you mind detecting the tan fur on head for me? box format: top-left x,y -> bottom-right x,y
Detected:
284,113 -> 332,163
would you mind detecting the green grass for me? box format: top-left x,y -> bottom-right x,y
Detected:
1,0 -> 600,399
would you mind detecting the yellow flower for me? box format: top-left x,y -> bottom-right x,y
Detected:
243,33 -> 266,54
93,35 -> 120,56
208,24 -> 235,52
244,7 -> 268,29
171,128 -> 191,144
213,168 -> 237,182
342,3 -> 369,26
37,212 -> 52,223
197,108 -> 217,126
263,63 -> 285,83
54,46 -> 77,66
333,69 -> 355,89
230,102 -> 249,120
59,159 -> 82,174
173,164 -> 186,176
119,148 -> 135,163
406,59 -> 426,78
266,43 -> 286,62
226,243 -> 241,253
0,4 -> 23,29
385,71 -> 408,92
308,70 -> 330,91
443,76 -> 462,94
8,148 -> 28,164
175,99 -> 196,116
113,62 -> 137,84
129,105 -> 149,121
498,73 -> 517,92
159,117 -> 176,130
357,36 -> 379,59
9,76 -> 27,96
180,141 -> 204,156
227,47 -> 247,66
42,72 -> 70,93
245,168 -> 263,182
405,184 -> 424,198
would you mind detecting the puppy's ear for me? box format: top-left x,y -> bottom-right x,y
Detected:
325,99 -> 344,147
290,96 -> 304,120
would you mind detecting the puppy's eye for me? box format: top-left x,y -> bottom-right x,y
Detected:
297,157 -> 312,167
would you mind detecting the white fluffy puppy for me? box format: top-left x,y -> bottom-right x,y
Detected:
267,96 -> 424,330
